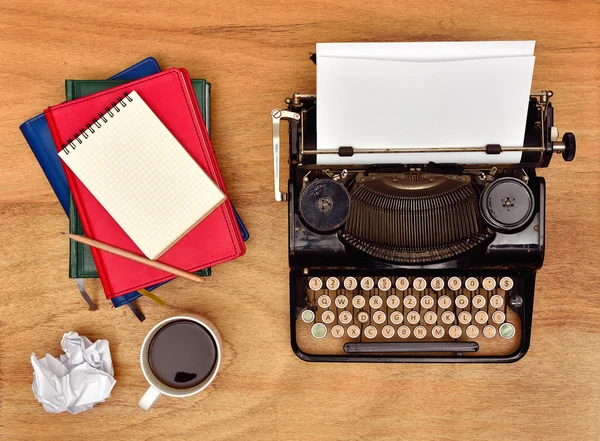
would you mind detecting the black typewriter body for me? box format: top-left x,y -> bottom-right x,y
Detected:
272,92 -> 575,363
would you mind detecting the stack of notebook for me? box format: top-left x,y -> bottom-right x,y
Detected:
20,58 -> 249,320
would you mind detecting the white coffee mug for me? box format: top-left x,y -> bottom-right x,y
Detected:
138,314 -> 222,411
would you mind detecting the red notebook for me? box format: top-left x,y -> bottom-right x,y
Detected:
45,68 -> 245,298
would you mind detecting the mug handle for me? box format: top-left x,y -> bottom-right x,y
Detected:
138,386 -> 161,411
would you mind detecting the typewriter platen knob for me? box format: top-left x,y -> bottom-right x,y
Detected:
561,132 -> 576,162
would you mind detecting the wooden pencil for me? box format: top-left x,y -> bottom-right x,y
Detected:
62,233 -> 205,284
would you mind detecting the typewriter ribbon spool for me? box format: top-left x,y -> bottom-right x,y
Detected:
299,179 -> 350,233
480,177 -> 535,232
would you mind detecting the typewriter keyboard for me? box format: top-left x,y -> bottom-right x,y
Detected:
296,275 -> 522,357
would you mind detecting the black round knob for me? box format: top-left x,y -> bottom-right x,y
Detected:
562,132 -> 576,162
509,295 -> 524,310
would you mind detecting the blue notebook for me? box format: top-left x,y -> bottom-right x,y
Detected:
20,57 -> 249,309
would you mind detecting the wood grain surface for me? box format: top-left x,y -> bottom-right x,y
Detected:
0,1 -> 599,440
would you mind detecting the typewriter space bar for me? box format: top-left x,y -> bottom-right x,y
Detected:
344,342 -> 479,353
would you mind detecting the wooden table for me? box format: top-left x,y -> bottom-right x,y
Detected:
1,1 -> 598,439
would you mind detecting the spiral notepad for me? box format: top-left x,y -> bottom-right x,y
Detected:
58,90 -> 225,260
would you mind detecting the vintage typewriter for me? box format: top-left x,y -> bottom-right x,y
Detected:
272,89 -> 575,363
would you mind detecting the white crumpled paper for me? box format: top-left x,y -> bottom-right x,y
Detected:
31,332 -> 116,414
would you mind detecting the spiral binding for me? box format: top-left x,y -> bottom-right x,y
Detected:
60,92 -> 134,155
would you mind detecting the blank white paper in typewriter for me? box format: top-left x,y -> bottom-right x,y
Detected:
316,41 -> 535,165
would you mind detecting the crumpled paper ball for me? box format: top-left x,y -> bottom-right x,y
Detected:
31,332 -> 116,414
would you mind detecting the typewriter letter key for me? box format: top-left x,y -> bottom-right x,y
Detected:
331,325 -> 345,338
413,277 -> 427,291
382,325 -> 395,339
395,277 -> 409,291
390,311 -> 404,325
352,295 -> 366,309
438,295 -> 452,309
448,277 -> 462,291
387,295 -> 400,309
318,295 -> 331,309
339,310 -> 353,324
309,277 -> 323,291
361,277 -> 374,291
347,325 -> 360,339
431,277 -> 444,291
326,277 -> 340,290
344,277 -> 357,290
378,277 -> 391,291
364,326 -> 378,339
335,295 -> 349,309
369,296 -> 382,309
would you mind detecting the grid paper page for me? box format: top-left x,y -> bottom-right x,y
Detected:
59,91 -> 225,260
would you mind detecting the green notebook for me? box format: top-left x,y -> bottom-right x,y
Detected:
67,79 -> 212,278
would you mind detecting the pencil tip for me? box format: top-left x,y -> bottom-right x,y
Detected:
60,232 -> 66,235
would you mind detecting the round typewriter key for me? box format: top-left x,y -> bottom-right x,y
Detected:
301,309 -> 315,323
483,277 -> 496,291
369,295 -> 383,309
322,311 -> 335,324
364,325 -> 377,339
331,325 -> 345,338
311,323 -> 327,339
455,295 -> 469,308
378,277 -> 392,291
438,295 -> 452,309
492,310 -> 506,324
432,325 -> 445,339
361,277 -> 374,291
335,295 -> 349,309
465,277 -> 479,291
382,325 -> 395,339
395,277 -> 409,291
398,325 -> 411,338
347,325 -> 360,339
390,311 -> 403,325
475,311 -> 489,324
326,277 -> 340,290
308,277 -> 322,291
499,323 -> 516,339
413,277 -> 427,291
480,177 -> 535,233
299,179 -> 350,233
357,311 -> 369,323
472,295 -> 486,309
448,277 -> 462,291
449,325 -> 462,339
373,311 -> 386,324
466,325 -> 479,339
458,311 -> 472,325
420,295 -> 435,309
414,325 -> 427,339
441,311 -> 455,324
431,277 -> 444,291
352,295 -> 366,309
344,277 -> 357,290
424,311 -> 437,325
483,325 -> 497,339
500,277 -> 514,291
339,310 -> 353,324
386,295 -> 400,309
490,294 -> 504,309
407,311 -> 420,325
317,295 -> 332,309
403,295 -> 417,309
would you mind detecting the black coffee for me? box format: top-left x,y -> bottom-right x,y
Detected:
148,320 -> 217,389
